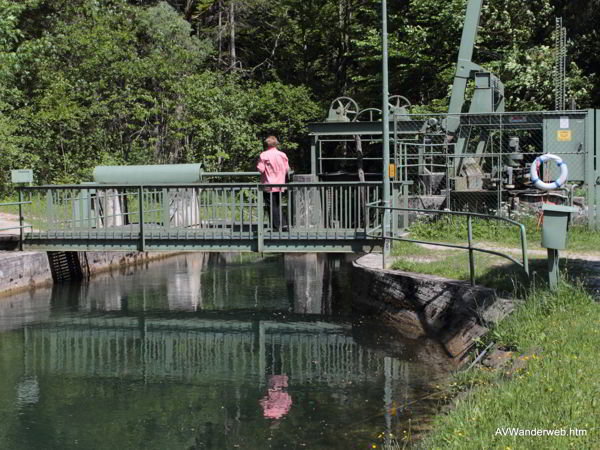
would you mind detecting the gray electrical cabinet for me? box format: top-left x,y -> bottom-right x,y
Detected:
543,113 -> 586,182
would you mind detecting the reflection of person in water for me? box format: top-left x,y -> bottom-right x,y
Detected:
260,374 -> 292,420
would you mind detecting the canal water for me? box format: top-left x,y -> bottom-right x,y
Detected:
0,253 -> 453,449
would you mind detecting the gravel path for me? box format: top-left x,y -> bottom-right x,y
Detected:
0,212 -> 22,235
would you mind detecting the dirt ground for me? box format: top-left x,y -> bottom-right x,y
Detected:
0,212 -> 22,235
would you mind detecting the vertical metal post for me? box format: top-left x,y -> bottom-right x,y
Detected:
548,249 -> 559,290
381,0 -> 391,268
596,109 -> 600,230
591,109 -> 600,230
162,189 -> 170,228
138,186 -> 145,252
520,224 -> 529,278
467,215 -> 475,286
382,207 -> 387,269
310,136 -> 317,176
257,186 -> 264,252
18,188 -> 24,251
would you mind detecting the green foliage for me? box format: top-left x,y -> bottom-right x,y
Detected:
0,0 -> 319,194
0,0 -> 599,195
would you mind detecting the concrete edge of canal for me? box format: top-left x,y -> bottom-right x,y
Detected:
0,250 -> 180,298
352,253 -> 517,363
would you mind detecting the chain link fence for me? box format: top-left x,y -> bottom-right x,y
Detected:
389,111 -> 597,231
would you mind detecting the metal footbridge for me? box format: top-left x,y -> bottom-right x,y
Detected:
16,181 -> 386,253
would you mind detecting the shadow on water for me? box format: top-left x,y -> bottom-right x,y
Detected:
0,252 -> 458,449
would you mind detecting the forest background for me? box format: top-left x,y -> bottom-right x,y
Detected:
0,0 -> 598,195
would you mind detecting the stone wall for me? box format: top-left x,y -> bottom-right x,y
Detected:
352,253 -> 514,361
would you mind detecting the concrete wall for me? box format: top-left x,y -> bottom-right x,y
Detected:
0,251 -> 181,297
0,252 -> 53,297
352,253 -> 514,361
80,251 -> 179,277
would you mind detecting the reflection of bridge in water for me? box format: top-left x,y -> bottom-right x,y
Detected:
24,315 -> 410,389
5,253 -> 453,446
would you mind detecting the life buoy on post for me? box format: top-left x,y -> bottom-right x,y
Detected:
530,154 -> 568,191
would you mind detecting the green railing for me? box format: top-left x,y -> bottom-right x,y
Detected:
367,204 -> 529,285
18,182 -> 382,252
0,199 -> 33,250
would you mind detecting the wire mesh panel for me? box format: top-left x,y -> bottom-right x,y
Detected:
388,111 -> 596,230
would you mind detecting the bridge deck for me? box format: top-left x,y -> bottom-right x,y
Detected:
24,228 -> 382,252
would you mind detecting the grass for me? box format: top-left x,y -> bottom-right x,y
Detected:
389,218 -> 600,449
419,281 -> 600,449
390,241 -> 529,294
407,213 -> 600,254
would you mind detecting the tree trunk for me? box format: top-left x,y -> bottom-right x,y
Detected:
229,1 -> 237,70
218,2 -> 223,66
184,0 -> 195,21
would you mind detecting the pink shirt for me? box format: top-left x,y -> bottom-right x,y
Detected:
257,147 -> 289,192
260,375 -> 292,419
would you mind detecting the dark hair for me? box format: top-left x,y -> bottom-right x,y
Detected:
265,136 -> 279,147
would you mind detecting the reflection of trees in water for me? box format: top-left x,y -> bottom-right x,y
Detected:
0,287 -> 52,332
284,253 -> 355,315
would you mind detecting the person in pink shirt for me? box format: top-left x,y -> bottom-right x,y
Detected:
260,374 -> 292,420
257,136 -> 290,230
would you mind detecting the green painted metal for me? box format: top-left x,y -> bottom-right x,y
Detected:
448,0 -> 504,122
541,204 -> 578,250
23,237 -> 380,254
593,109 -> 600,230
94,164 -> 204,184
547,249 -> 560,290
18,190 -> 24,251
257,190 -> 264,252
543,112 -> 587,181
369,205 -> 530,281
467,215 -> 475,286
308,120 -> 424,136
0,199 -> 32,238
381,0 -> 391,268
138,186 -> 145,251
541,201 -> 577,290
310,136 -> 317,176
20,182 -> 383,253
448,0 -> 483,125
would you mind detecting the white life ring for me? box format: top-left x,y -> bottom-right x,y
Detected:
530,153 -> 568,191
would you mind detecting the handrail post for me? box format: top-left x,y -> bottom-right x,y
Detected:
468,214 -> 475,286
138,186 -> 145,252
257,185 -> 264,253
382,204 -> 387,269
18,188 -> 24,251
520,224 -> 529,278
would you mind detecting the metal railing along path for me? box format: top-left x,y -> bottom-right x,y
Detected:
367,204 -> 529,286
0,199 -> 33,250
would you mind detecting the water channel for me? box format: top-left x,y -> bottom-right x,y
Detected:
0,253 -> 454,449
